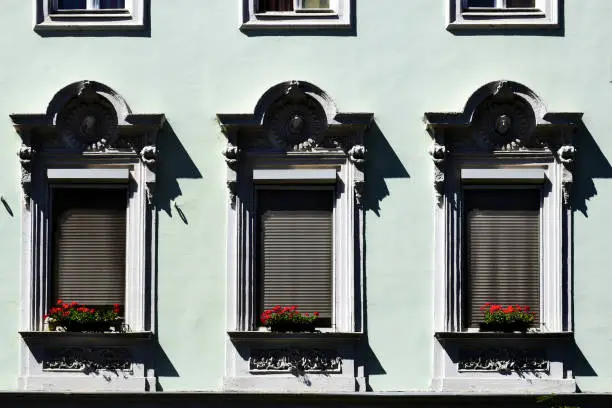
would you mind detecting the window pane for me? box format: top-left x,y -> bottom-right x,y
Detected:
57,0 -> 87,9
506,0 -> 535,7
52,188 -> 127,308
466,0 -> 496,7
464,189 -> 540,328
258,0 -> 294,12
301,0 -> 330,8
100,0 -> 125,9
257,189 -> 333,326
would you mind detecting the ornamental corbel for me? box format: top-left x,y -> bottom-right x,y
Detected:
222,143 -> 240,168
430,143 -> 447,207
557,145 -> 575,206
348,144 -> 366,165
354,179 -> 365,209
140,145 -> 157,206
222,142 -> 241,209
17,144 -> 35,206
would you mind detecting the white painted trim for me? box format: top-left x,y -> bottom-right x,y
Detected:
460,167 -> 546,182
432,156 -> 573,392
19,156 -> 155,391
34,0 -> 145,31
253,168 -> 337,182
47,168 -> 130,181
241,0 -> 352,30
447,0 -> 558,29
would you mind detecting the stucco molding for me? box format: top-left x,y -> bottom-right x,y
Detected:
446,0 -> 559,30
425,80 -> 581,393
218,81 -> 371,392
11,81 -> 164,392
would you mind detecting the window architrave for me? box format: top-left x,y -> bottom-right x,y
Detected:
218,80 -> 372,392
241,0 -> 352,31
425,80 -> 581,393
447,0 -> 558,29
11,80 -> 165,392
34,0 -> 145,31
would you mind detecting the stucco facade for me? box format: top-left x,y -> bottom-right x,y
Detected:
0,0 -> 610,402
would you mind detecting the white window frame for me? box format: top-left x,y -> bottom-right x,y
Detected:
447,0 -> 558,29
241,0 -> 352,31
425,80 -> 580,393
35,0 -> 144,31
218,80 -> 371,392
12,80 -> 164,392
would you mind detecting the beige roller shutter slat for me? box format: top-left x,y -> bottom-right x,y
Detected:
465,189 -> 540,327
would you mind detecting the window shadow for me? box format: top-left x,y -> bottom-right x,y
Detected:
448,0 -> 564,37
571,120 -> 612,218
362,121 -> 410,216
35,0 -> 151,38
154,121 -> 203,218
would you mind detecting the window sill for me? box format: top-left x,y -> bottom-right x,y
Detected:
241,14 -> 350,31
35,11 -> 144,31
225,331 -> 364,392
447,16 -> 558,30
433,331 -> 576,393
228,330 -> 363,342
434,331 -> 573,341
19,331 -> 155,392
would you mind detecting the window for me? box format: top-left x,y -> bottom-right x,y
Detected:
447,0 -> 558,29
52,187 -> 127,311
463,188 -> 540,328
55,0 -> 126,9
13,80 -> 164,392
218,81 -> 372,392
35,0 -> 144,31
242,0 -> 352,31
426,80 -> 580,392
257,188 -> 333,327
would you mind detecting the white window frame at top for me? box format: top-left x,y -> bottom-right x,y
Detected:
447,0 -> 558,29
35,0 -> 144,31
242,0 -> 352,31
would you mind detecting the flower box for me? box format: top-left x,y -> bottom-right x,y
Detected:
261,306 -> 319,333
45,300 -> 123,333
479,303 -> 535,333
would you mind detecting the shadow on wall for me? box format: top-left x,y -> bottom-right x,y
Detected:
448,0 -> 565,37
362,121 -> 410,216
154,121 -> 203,220
571,120 -> 612,217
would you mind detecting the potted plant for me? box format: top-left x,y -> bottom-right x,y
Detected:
260,305 -> 319,332
44,300 -> 123,332
479,303 -> 535,333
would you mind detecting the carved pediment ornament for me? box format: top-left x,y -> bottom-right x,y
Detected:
11,80 -> 165,206
425,80 -> 582,207
217,80 -> 373,207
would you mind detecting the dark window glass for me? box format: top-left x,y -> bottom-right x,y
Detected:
507,0 -> 535,7
57,0 -> 87,9
100,0 -> 125,9
258,0 -> 294,12
466,0 -> 496,7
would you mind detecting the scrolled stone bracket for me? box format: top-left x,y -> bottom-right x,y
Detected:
430,142 -> 447,207
140,145 -> 157,206
348,144 -> 366,166
18,144 -> 35,207
222,142 -> 241,209
557,144 -> 576,207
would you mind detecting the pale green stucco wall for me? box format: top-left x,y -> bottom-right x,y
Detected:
0,0 -> 610,392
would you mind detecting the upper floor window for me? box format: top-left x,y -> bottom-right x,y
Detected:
241,0 -> 352,31
35,0 -> 144,31
55,0 -> 125,9
218,81 -> 372,392
447,0 -> 558,29
425,80 -> 581,393
12,80 -> 164,392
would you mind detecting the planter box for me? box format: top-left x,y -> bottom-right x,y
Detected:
268,322 -> 315,333
479,322 -> 532,333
